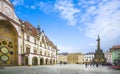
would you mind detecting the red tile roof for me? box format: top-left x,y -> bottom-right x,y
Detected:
112,45 -> 120,49
110,45 -> 120,51
45,35 -> 57,49
24,21 -> 38,36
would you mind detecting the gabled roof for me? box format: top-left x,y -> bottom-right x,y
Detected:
21,21 -> 58,50
24,21 -> 38,36
45,35 -> 58,50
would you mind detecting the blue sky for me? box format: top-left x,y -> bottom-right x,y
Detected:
11,0 -> 120,53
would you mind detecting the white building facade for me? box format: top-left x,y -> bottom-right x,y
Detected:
84,52 -> 94,64
105,52 -> 112,63
0,0 -> 58,66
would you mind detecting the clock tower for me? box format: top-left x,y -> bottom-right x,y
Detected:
0,0 -> 22,66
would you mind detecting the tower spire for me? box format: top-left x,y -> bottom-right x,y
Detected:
97,34 -> 100,50
37,18 -> 41,36
37,18 -> 41,31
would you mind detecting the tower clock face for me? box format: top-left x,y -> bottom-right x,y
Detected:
0,55 -> 9,62
0,47 -> 9,54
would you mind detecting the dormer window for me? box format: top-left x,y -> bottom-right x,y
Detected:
28,26 -> 32,32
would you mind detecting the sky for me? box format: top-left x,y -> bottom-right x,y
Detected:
11,0 -> 120,53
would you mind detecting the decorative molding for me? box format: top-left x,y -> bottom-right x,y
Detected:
0,12 -> 20,26
4,0 -> 14,9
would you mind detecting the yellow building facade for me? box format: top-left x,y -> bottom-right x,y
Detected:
58,54 -> 67,64
67,53 -> 84,64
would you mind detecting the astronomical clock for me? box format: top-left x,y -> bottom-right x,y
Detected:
0,41 -> 13,65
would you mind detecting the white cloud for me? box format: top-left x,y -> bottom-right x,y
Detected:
58,45 -> 81,53
86,1 -> 120,37
38,1 -> 54,13
12,0 -> 24,6
83,0 -> 120,48
54,0 -> 80,26
87,6 -> 96,14
31,5 -> 36,9
26,0 -> 80,26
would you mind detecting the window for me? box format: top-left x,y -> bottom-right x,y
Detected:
26,47 -> 30,53
34,39 -> 36,44
48,53 -> 50,57
42,37 -> 45,44
27,35 -> 30,41
44,52 -> 46,56
28,26 -> 32,33
40,51 -> 42,55
34,49 -> 37,54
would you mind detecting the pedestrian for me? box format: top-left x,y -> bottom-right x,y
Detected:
93,63 -> 94,67
90,63 -> 92,67
96,63 -> 98,67
85,63 -> 87,68
60,63 -> 61,65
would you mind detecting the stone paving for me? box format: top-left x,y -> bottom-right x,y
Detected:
0,64 -> 120,74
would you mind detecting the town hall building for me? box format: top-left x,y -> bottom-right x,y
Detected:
0,0 -> 58,66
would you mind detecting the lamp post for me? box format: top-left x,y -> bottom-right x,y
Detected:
21,22 -> 25,65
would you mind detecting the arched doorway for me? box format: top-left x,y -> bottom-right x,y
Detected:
50,59 -> 52,65
53,59 -> 55,64
46,58 -> 49,65
24,56 -> 28,65
0,20 -> 18,66
32,57 -> 38,65
40,58 -> 44,65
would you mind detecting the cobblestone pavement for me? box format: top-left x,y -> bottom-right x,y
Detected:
0,64 -> 120,74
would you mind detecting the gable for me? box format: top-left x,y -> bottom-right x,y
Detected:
0,0 -> 20,23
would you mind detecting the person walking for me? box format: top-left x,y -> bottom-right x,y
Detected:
96,63 -> 99,67
85,63 -> 87,68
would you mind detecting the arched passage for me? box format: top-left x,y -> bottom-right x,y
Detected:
45,58 -> 49,65
24,56 -> 28,65
40,58 -> 44,65
0,20 -> 18,66
32,57 -> 38,65
50,59 -> 52,65
53,59 -> 55,64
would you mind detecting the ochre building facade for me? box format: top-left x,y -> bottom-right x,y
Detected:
58,54 -> 67,64
67,53 -> 84,64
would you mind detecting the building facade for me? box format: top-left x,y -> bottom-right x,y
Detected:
67,53 -> 84,64
110,45 -> 120,65
57,54 -> 67,64
84,52 -> 94,64
104,51 -> 112,63
0,0 -> 58,66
